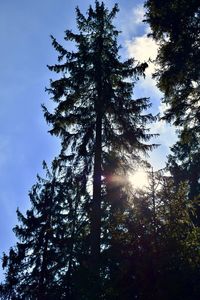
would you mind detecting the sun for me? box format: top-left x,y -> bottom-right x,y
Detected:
128,168 -> 148,189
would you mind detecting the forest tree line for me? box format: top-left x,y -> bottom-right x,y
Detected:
1,1 -> 200,299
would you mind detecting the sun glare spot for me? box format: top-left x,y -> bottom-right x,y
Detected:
128,168 -> 148,189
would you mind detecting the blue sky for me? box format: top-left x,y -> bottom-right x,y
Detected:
0,0 -> 176,279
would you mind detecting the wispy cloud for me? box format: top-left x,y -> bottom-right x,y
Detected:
152,102 -> 177,147
122,4 -> 177,169
126,35 -> 157,73
119,4 -> 147,38
125,34 -> 160,96
148,102 -> 177,170
131,4 -> 146,25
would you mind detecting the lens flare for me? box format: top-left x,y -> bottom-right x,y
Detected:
128,168 -> 148,189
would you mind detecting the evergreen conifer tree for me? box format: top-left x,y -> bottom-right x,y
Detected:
167,129 -> 200,200
144,0 -> 200,221
1,161 -> 90,299
44,2 -> 156,295
1,2 -> 157,299
144,0 -> 200,127
125,171 -> 200,300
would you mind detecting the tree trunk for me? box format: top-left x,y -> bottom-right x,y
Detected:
38,235 -> 48,300
90,110 -> 102,268
90,22 -> 104,297
38,179 -> 55,300
90,40 -> 103,297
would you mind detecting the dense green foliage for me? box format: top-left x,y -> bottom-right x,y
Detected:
145,0 -> 200,215
0,161 -> 89,299
1,1 -> 200,299
43,2 -> 156,297
144,1 -> 200,298
145,0 -> 200,127
167,129 -> 200,200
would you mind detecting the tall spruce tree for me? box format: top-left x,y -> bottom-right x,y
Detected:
126,171 -> 200,300
44,1 -> 156,296
0,161 -> 90,299
144,0 -> 200,211
154,176 -> 200,299
144,0 -> 200,127
167,129 -> 200,199
1,2 -> 157,299
1,161 -> 64,299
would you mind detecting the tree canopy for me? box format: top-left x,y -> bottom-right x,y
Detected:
1,1 -> 200,299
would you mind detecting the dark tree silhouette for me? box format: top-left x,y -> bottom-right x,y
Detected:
145,0 -> 200,127
1,2 -> 157,299
0,160 -> 91,299
43,1 -> 156,296
145,0 -> 200,222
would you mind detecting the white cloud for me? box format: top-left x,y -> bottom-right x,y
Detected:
125,34 -> 160,95
119,4 -> 178,169
151,120 -> 177,148
120,4 -> 160,95
125,34 -> 177,167
126,36 -> 158,73
153,102 -> 177,147
119,4 -> 147,38
132,5 -> 145,25
149,101 -> 177,170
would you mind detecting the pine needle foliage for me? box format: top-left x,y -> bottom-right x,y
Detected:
44,2 -> 156,288
1,2 -> 157,299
